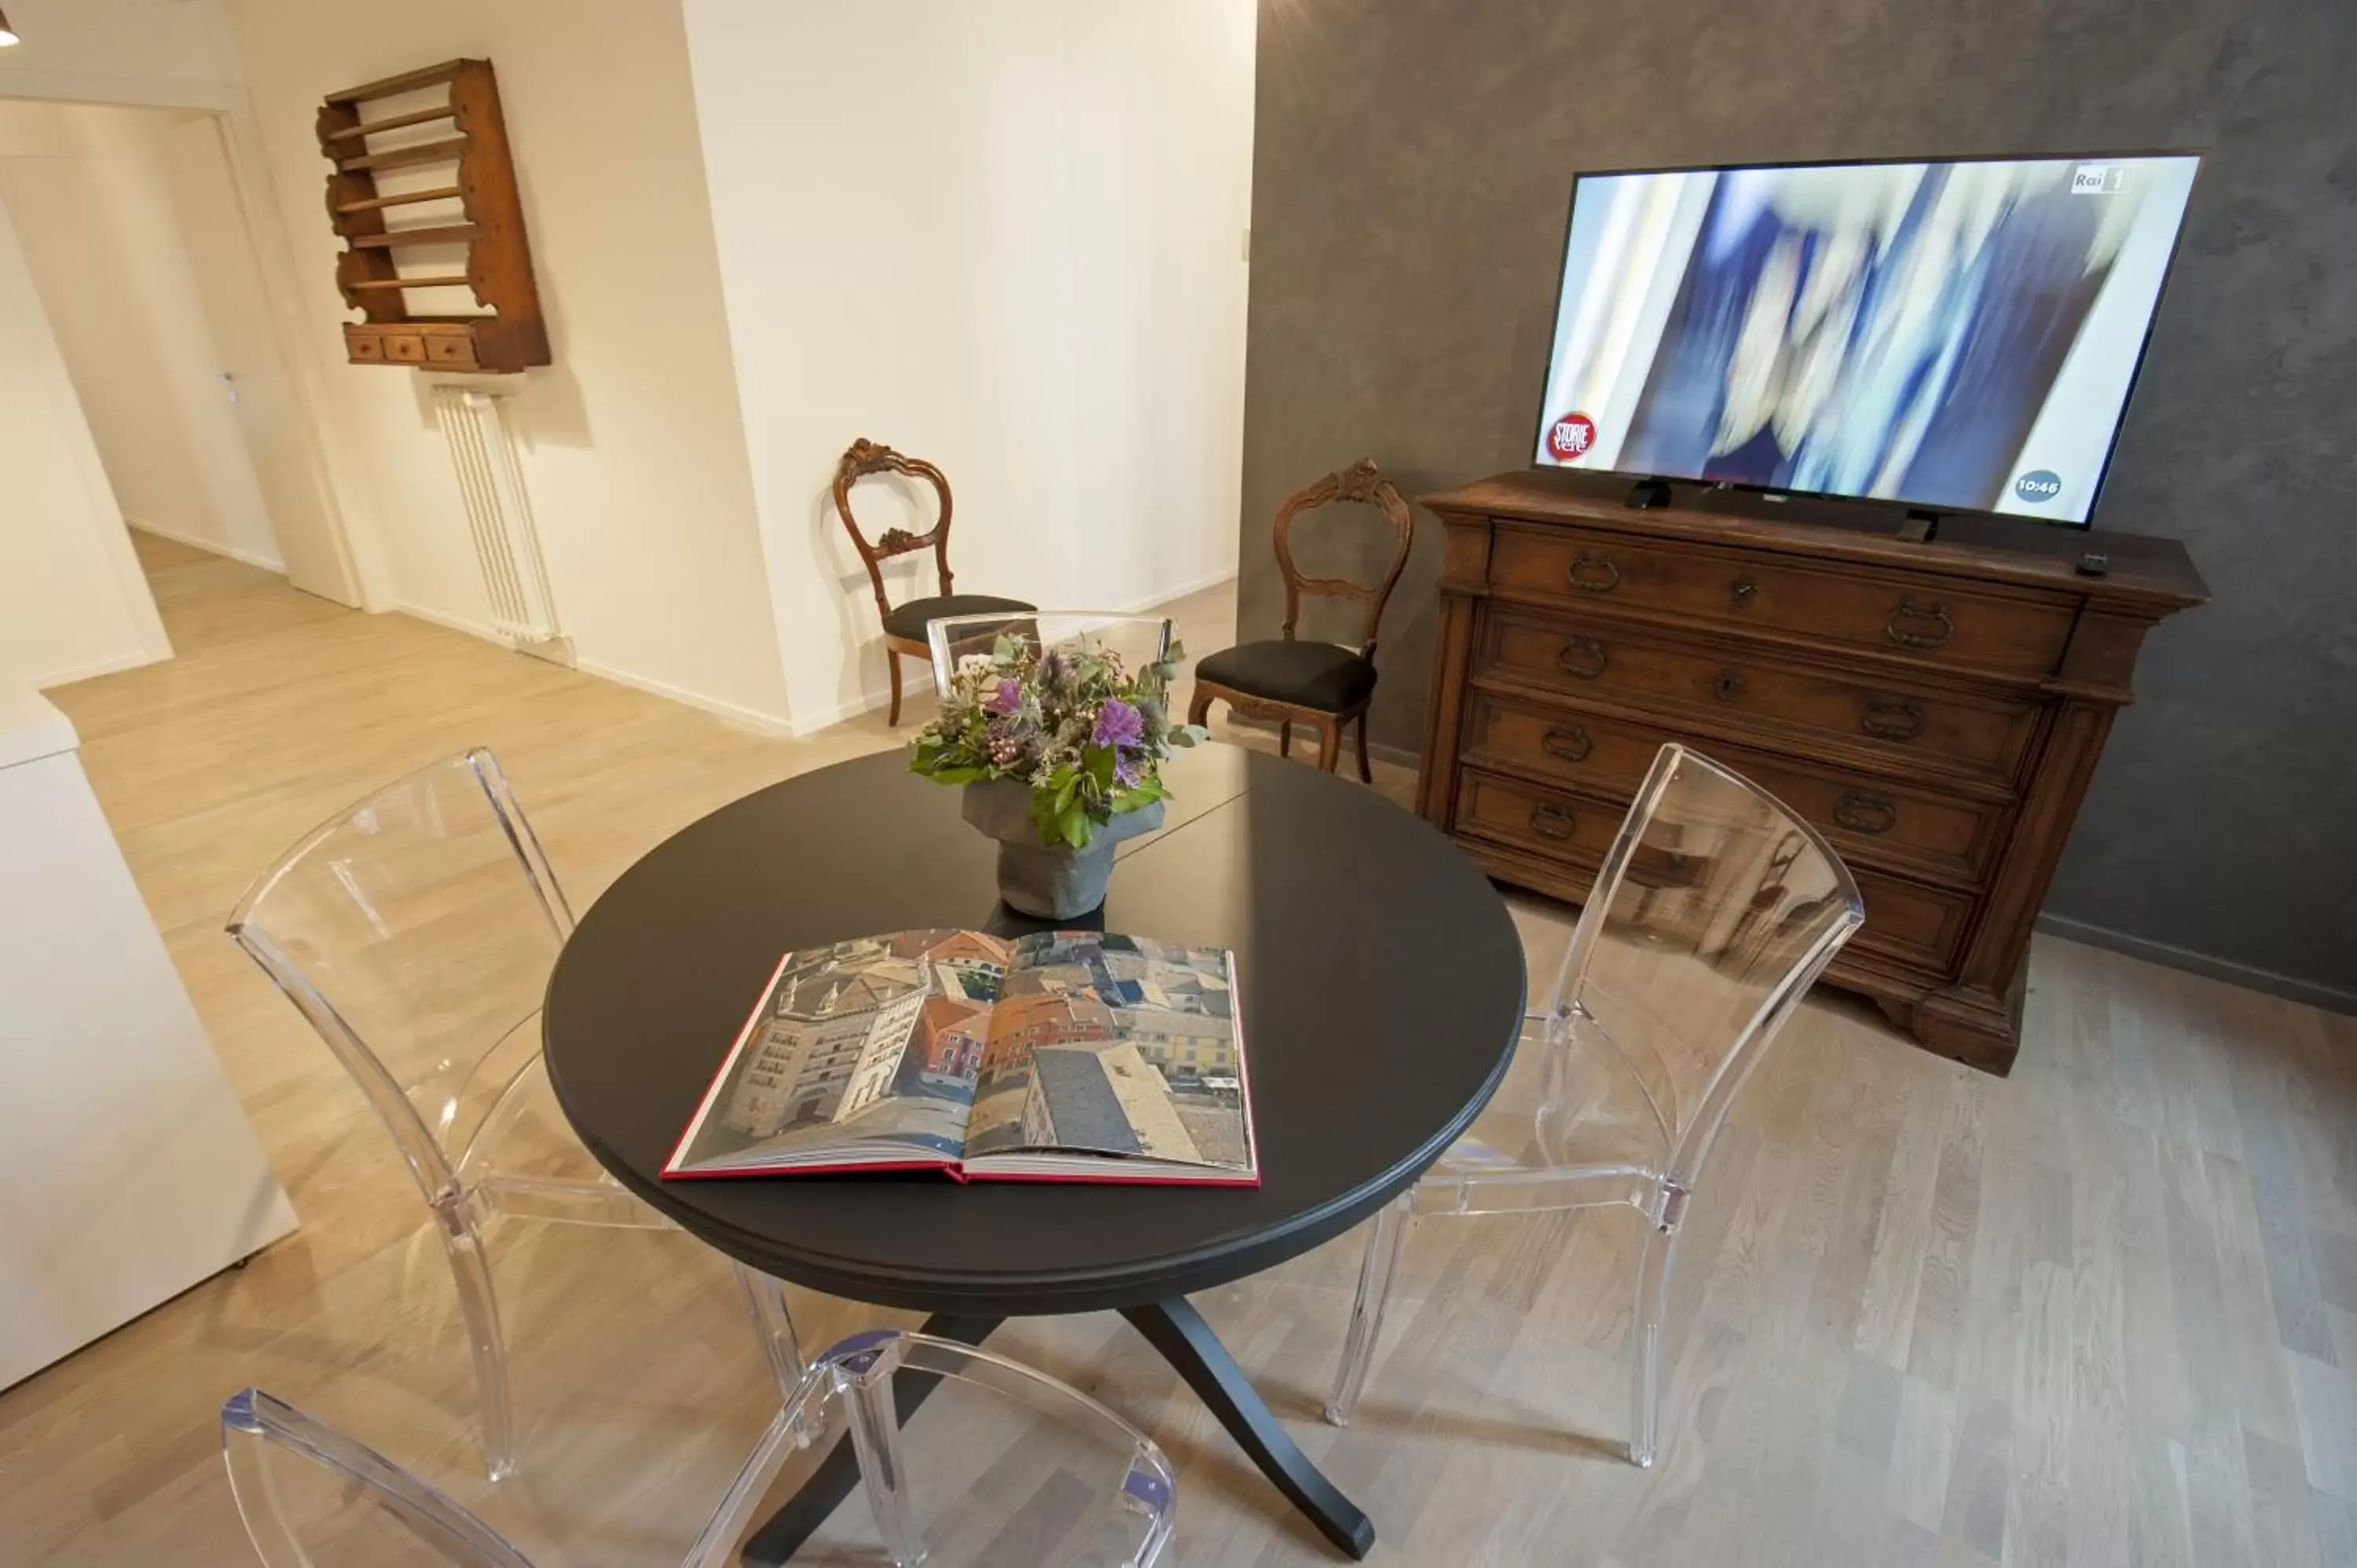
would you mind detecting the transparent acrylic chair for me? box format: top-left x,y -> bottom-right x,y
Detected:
923,612 -> 1179,702
222,1329 -> 1177,1567
1322,744 -> 1864,1467
225,749 -> 804,1482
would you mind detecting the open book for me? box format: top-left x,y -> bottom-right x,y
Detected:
664,929 -> 1256,1186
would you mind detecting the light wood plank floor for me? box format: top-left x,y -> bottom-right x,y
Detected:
4,532 -> 2352,1566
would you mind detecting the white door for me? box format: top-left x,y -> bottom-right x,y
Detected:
158,115 -> 359,606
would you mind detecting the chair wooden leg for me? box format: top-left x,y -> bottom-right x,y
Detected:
1354,711 -> 1373,783
1278,720 -> 1292,758
886,652 -> 904,727
1318,716 -> 1343,773
1187,687 -> 1213,727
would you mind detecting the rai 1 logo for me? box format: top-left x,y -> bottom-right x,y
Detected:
1545,412 -> 1596,462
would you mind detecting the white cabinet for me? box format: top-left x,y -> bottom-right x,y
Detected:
0,680 -> 295,1389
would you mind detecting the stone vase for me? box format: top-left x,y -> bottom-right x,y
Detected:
960,777 -> 1164,919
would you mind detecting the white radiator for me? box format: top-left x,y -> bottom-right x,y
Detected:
431,385 -> 569,662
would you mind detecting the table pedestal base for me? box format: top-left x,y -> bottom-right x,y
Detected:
740,1297 -> 1374,1564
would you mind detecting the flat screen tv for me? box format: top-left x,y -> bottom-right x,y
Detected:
1533,152 -> 2201,526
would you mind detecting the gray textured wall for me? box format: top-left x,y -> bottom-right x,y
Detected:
1237,0 -> 2356,1002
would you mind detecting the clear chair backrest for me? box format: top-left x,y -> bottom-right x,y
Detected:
221,1388 -> 533,1568
225,749 -> 572,1204
1544,745 -> 1863,1191
924,613 -> 1178,704
769,1329 -> 1177,1567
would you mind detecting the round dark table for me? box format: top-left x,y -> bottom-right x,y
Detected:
544,743 -> 1524,1561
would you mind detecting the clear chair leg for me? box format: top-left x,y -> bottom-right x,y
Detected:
434,1197 -> 517,1482
683,1402 -> 812,1568
844,1359 -> 926,1566
734,1262 -> 807,1403
1323,1196 -> 1410,1427
1629,1214 -> 1681,1469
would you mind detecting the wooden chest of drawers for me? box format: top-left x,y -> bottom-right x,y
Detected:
1417,471 -> 2207,1074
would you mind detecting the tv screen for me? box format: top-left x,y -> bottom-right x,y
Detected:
1533,153 -> 2201,526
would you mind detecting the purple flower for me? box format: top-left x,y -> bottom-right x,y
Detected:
1093,698 -> 1143,749
986,676 -> 1022,714
1113,751 -> 1142,787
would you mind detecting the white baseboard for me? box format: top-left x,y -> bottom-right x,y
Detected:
791,567 -> 1244,738
574,656 -> 796,737
126,518 -> 284,574
392,601 -> 797,737
33,645 -> 170,690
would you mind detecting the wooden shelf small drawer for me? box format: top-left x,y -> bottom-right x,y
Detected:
1490,522 -> 2079,677
344,327 -> 384,361
423,332 -> 478,368
1462,691 -> 2010,885
381,331 -> 427,364
1481,608 -> 2044,786
1453,768 -> 1623,867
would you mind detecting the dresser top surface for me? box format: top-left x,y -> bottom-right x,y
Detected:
1425,470 -> 2209,613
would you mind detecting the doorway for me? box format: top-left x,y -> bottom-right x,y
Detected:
0,97 -> 353,663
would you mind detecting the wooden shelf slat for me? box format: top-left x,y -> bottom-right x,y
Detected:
326,105 -> 456,144
333,185 -> 462,215
326,58 -> 479,104
348,276 -> 472,291
339,137 -> 467,174
346,225 -> 478,249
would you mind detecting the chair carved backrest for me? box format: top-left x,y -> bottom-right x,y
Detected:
225,749 -> 573,1212
1271,459 -> 1415,660
832,438 -> 958,630
1540,745 -> 1863,1196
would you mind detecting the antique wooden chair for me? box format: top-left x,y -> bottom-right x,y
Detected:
1188,460 -> 1413,779
832,438 -> 1036,725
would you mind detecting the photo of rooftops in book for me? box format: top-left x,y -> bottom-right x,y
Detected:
663,929 -> 1255,1186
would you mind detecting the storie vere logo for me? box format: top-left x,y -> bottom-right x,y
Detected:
2014,469 -> 2063,503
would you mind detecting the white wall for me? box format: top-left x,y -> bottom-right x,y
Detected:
0,195 -> 170,687
219,0 -> 794,727
681,0 -> 1256,732
0,101 -> 285,570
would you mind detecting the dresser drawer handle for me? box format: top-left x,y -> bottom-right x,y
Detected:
1555,639 -> 1609,679
1832,790 -> 1898,836
1540,727 -> 1592,762
1529,804 -> 1575,840
1860,698 -> 1926,740
1730,574 -> 1758,608
1567,552 -> 1620,593
1710,669 -> 1743,702
1885,596 -> 1954,649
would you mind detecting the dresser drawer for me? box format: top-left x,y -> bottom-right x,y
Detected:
1463,691 -> 2010,886
1482,608 -> 2043,786
1849,868 -> 1974,972
1454,756 -> 1974,974
1453,768 -> 1625,868
1489,522 -> 2078,678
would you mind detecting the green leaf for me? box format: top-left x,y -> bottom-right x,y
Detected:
1059,803 -> 1094,849
1083,743 -> 1116,792
921,764 -> 987,786
1167,724 -> 1209,749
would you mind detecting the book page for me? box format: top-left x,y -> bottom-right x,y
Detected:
667,929 -> 1011,1174
965,932 -> 1251,1172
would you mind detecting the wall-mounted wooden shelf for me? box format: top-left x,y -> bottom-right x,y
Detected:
317,58 -> 549,374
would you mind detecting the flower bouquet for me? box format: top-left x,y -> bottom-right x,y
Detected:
911,630 -> 1206,916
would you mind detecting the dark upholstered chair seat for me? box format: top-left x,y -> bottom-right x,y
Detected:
1196,639 -> 1376,713
882,593 -> 1036,644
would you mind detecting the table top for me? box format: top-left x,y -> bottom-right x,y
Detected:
544,743 -> 1526,1316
